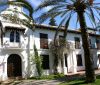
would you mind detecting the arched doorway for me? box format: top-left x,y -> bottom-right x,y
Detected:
7,54 -> 22,78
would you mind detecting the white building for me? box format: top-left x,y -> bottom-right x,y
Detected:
0,0 -> 100,81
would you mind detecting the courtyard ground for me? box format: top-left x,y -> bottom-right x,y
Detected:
1,69 -> 100,85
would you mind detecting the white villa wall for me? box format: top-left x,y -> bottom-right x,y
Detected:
33,28 -> 100,75
0,23 -> 100,81
34,28 -> 84,75
0,0 -> 100,81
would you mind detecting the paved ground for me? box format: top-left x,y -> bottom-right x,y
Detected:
17,80 -> 61,85
1,80 -> 62,85
1,69 -> 100,85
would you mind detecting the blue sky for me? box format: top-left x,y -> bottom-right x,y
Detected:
26,0 -> 100,30
0,0 -> 100,30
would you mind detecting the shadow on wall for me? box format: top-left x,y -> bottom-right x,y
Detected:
22,61 -> 38,79
0,62 -> 6,81
0,54 -> 6,81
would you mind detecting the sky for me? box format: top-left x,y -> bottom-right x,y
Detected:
0,0 -> 100,30
26,0 -> 100,30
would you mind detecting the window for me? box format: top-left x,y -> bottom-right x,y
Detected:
16,32 -> 20,42
98,54 -> 100,64
10,31 -> 14,42
76,54 -> 83,66
96,39 -> 100,49
41,55 -> 50,69
40,33 -> 48,49
10,31 -> 20,42
64,54 -> 68,67
89,38 -> 91,46
75,37 -> 81,49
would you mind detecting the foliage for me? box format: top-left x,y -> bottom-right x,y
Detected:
0,0 -> 34,20
0,1 -> 34,28
34,45 -> 43,77
29,73 -> 64,80
35,0 -> 100,83
0,12 -> 32,28
50,38 -> 71,56
50,38 -> 71,74
8,0 -> 34,19
59,75 -> 100,85
49,17 -> 57,26
35,0 -> 100,38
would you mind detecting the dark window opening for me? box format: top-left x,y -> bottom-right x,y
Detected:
89,38 -> 91,45
76,54 -> 83,66
10,31 -> 20,42
16,32 -> 20,42
40,33 -> 48,49
96,39 -> 100,49
64,54 -> 68,67
98,54 -> 100,64
10,31 -> 14,42
41,55 -> 50,69
75,37 -> 81,49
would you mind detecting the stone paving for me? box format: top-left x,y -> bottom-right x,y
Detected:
1,69 -> 100,85
17,80 -> 61,85
1,80 -> 62,85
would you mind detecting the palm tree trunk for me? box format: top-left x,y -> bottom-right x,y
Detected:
0,21 -> 3,46
54,54 -> 58,74
77,11 -> 95,82
1,32 -> 3,45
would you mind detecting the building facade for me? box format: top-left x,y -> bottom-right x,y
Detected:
0,0 -> 100,81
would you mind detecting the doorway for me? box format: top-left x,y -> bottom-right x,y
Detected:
7,54 -> 22,78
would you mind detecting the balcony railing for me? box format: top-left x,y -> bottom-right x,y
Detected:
1,41 -> 25,50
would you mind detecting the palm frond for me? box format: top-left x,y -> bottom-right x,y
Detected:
35,0 -> 67,11
54,16 -> 68,42
75,14 -> 79,28
87,7 -> 96,26
36,10 -> 66,24
85,11 -> 95,28
4,9 -> 32,21
54,11 -> 73,41
8,0 -> 33,18
60,10 -> 70,17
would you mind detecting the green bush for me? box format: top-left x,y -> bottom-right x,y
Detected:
29,73 -> 65,80
34,45 -> 43,77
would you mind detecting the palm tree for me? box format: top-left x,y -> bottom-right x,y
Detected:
35,0 -> 100,83
49,17 -> 57,26
0,21 -> 3,45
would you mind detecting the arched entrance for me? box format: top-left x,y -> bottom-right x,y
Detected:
7,54 -> 22,78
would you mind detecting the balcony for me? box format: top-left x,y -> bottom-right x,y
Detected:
0,41 -> 25,51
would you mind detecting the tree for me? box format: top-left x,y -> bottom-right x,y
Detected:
0,21 -> 3,45
49,17 -> 57,26
35,0 -> 100,83
34,45 -> 42,77
50,38 -> 71,74
8,0 -> 34,19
